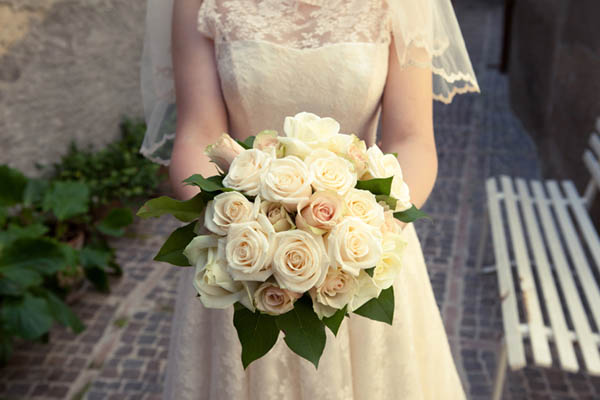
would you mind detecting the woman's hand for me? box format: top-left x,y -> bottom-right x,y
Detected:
170,0 -> 229,200
380,38 -> 438,210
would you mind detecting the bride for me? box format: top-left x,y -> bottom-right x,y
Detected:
140,0 -> 479,399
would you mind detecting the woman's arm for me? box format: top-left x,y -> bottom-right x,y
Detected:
380,38 -> 438,209
169,0 -> 229,200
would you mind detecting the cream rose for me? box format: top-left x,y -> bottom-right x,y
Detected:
254,281 -> 301,315
310,266 -> 358,318
272,230 -> 329,292
305,149 -> 357,196
259,156 -> 312,211
260,201 -> 294,232
348,270 -> 382,311
184,235 -> 253,310
204,133 -> 245,173
225,214 -> 275,282
222,148 -> 273,196
381,210 -> 404,234
327,217 -> 383,276
373,233 -> 407,289
278,112 -> 340,158
204,192 -> 259,236
343,188 -> 385,227
296,191 -> 343,234
365,145 -> 412,211
253,130 -> 281,153
344,136 -> 369,178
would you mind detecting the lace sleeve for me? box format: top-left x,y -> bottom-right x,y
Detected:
388,0 -> 480,103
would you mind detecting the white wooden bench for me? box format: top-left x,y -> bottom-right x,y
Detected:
478,120 -> 600,400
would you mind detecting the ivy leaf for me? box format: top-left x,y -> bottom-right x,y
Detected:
42,181 -> 90,220
233,306 -> 280,369
393,205 -> 430,223
96,208 -> 134,237
1,294 -> 53,340
0,165 -> 28,207
276,297 -> 326,368
136,194 -> 205,222
322,306 -> 347,336
236,136 -> 256,150
183,174 -> 233,193
353,286 -> 395,325
355,177 -> 393,196
39,289 -> 85,333
0,238 -> 67,275
154,222 -> 196,266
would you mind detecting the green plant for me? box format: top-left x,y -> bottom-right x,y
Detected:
52,119 -> 163,207
0,164 -> 133,363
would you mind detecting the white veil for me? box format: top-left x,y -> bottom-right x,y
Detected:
139,0 -> 479,165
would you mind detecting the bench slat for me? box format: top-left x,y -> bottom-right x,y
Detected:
501,176 -> 552,367
486,177 -> 526,369
534,181 -> 600,374
515,178 -> 578,371
562,180 -> 600,280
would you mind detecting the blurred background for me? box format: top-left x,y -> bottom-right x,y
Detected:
0,0 -> 599,399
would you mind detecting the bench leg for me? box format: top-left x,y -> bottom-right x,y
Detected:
476,207 -> 490,272
492,337 -> 508,400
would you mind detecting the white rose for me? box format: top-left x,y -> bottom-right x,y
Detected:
254,281 -> 301,315
348,270 -> 382,311
310,266 -> 358,318
365,145 -> 412,211
327,217 -> 383,276
272,230 -> 329,292
343,188 -> 385,227
344,135 -> 369,178
381,210 -> 404,234
222,148 -> 273,196
373,233 -> 407,289
259,156 -> 312,211
259,201 -> 295,232
304,149 -> 357,196
391,179 -> 412,212
225,214 -> 275,282
279,112 -> 356,159
204,192 -> 259,236
184,235 -> 253,310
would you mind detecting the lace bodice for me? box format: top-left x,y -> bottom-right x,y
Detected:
140,0 -> 479,165
198,0 -> 391,49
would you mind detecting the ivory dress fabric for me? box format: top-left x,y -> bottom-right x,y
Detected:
162,0 -> 470,399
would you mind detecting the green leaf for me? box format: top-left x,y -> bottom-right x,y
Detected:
23,179 -> 50,207
0,238 -> 67,275
355,177 -> 394,196
96,207 -> 134,236
40,289 -> 85,333
0,265 -> 43,292
1,294 -> 53,340
0,165 -> 28,206
0,331 -> 13,365
154,222 -> 196,266
0,223 -> 49,248
364,267 -> 375,277
83,266 -> 109,293
322,305 -> 347,336
393,205 -> 430,223
236,136 -> 256,150
79,246 -> 111,270
136,194 -> 205,222
42,181 -> 90,220
375,195 -> 397,210
353,286 -> 395,325
233,307 -> 280,369
0,206 -> 7,227
276,297 -> 326,368
183,174 -> 233,193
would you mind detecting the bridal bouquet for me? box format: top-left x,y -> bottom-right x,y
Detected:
138,112 -> 427,368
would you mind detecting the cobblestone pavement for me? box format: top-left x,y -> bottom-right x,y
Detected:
2,0 -> 600,399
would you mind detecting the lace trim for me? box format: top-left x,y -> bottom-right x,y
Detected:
140,131 -> 176,166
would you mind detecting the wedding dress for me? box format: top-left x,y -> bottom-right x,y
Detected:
139,1 -> 479,399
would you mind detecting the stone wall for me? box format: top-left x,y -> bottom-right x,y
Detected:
0,0 -> 146,176
508,0 -> 600,189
